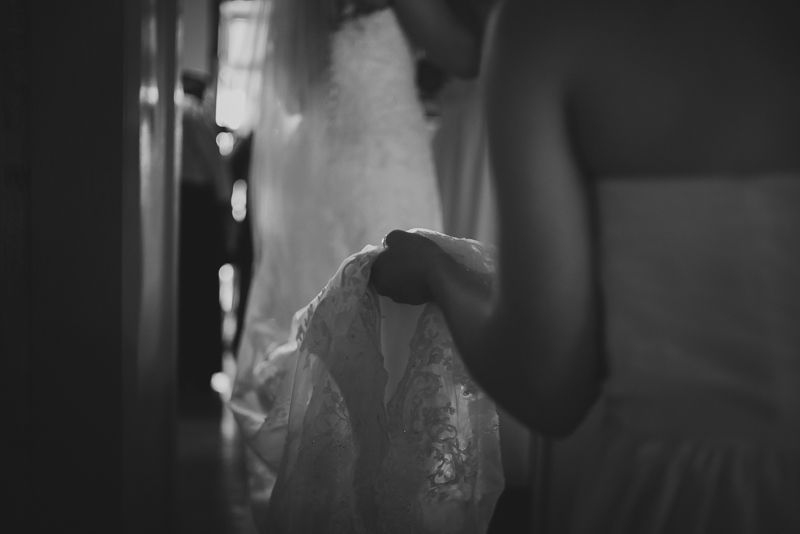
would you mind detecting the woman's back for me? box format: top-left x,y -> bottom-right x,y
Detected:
534,0 -> 800,417
559,0 -> 800,177
509,1 -> 800,531
369,0 -> 800,529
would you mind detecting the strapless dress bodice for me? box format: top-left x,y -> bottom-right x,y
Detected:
597,175 -> 800,445
568,175 -> 800,533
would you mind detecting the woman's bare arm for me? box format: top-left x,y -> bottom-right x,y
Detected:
372,0 -> 602,436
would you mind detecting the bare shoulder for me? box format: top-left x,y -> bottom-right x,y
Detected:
492,0 -> 800,177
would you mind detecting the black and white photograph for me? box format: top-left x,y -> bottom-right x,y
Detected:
2,0 -> 798,532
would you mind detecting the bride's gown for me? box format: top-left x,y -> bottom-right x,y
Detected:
244,8 -> 442,339
232,9 -> 502,533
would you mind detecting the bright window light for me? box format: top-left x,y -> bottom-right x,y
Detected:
231,179 -> 247,221
216,87 -> 246,130
219,263 -> 235,312
210,372 -> 231,396
217,131 -> 235,156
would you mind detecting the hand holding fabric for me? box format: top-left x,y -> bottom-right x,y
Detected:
370,229 -> 449,305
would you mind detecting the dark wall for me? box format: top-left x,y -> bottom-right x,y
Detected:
1,0 -> 178,532
123,0 -> 181,532
28,0 -> 126,527
1,1 -> 34,530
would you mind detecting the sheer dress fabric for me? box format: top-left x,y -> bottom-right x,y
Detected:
246,8 -> 442,341
232,231 -> 504,533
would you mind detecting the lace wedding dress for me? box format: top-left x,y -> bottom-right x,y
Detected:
232,8 -> 502,533
243,8 -> 442,337
235,231 -> 504,533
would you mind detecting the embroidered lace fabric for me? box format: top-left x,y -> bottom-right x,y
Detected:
237,7 -> 495,530
232,230 -> 504,533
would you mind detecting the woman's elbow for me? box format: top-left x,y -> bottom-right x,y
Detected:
523,385 -> 601,438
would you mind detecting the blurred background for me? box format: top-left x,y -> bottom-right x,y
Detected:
2,1 -> 584,532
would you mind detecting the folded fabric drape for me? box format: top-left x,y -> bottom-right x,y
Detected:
231,230 -> 505,533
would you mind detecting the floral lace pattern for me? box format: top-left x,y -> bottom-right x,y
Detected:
232,230 -> 504,533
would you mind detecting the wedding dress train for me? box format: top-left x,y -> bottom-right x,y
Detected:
232,231 -> 504,533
